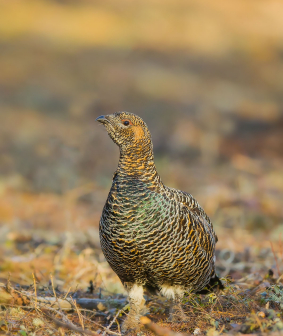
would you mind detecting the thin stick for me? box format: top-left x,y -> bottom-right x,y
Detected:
48,274 -> 63,311
32,273 -> 37,309
1,303 -> 106,315
71,297 -> 85,330
42,309 -> 98,336
270,241 -> 281,276
63,286 -> 71,300
253,312 -> 264,333
49,274 -> 57,300
279,233 -> 283,261
116,316 -> 121,335
59,327 -> 65,336
102,309 -> 122,336
79,313 -> 122,336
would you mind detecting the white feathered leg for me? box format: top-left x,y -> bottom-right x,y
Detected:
122,283 -> 146,333
161,285 -> 189,322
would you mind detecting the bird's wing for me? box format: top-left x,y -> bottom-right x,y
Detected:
164,186 -> 218,243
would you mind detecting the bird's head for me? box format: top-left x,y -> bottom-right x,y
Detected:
96,112 -> 152,151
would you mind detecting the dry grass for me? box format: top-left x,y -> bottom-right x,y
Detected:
0,188 -> 283,335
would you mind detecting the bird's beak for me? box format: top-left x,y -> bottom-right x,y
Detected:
96,115 -> 109,124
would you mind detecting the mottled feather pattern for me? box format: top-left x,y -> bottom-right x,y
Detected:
96,112 -> 222,331
100,176 -> 215,291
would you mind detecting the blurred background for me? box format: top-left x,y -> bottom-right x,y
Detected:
0,0 -> 283,289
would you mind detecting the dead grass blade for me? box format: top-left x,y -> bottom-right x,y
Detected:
42,308 -> 99,336
140,316 -> 190,336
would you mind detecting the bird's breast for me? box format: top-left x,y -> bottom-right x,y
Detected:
100,179 -> 177,237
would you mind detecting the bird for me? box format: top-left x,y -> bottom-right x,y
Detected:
96,112 -> 223,334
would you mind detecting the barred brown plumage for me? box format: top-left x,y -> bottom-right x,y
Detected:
96,112 -> 223,334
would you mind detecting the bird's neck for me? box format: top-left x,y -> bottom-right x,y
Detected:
117,141 -> 161,187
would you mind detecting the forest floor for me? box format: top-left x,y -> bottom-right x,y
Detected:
1,188 -> 283,336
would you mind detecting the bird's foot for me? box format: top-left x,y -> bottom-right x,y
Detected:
123,330 -> 145,336
168,304 -> 189,322
122,313 -> 143,335
122,283 -> 147,334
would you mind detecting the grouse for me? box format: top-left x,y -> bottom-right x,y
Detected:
96,112 -> 223,333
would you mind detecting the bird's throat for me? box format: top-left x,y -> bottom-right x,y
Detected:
117,142 -> 160,186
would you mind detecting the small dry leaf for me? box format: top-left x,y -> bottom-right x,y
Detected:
193,327 -> 201,335
140,316 -> 151,324
33,318 -> 45,327
258,311 -> 265,318
206,328 -> 219,336
97,302 -> 106,311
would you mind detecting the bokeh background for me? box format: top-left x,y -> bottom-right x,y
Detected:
0,0 -> 283,291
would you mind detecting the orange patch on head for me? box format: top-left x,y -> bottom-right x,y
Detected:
133,125 -> 145,140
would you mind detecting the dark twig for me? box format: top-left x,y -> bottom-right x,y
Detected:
102,309 -> 122,336
41,308 -> 99,335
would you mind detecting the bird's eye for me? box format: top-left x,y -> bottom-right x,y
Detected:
123,120 -> 130,126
